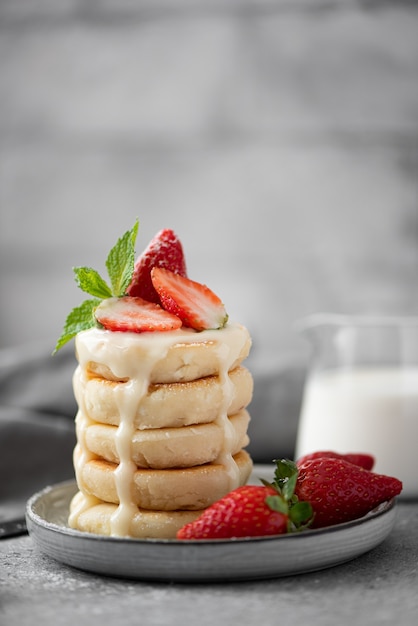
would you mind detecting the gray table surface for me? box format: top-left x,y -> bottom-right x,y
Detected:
1,4 -> 417,624
1,501 -> 417,626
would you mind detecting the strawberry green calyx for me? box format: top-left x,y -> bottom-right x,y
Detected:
262,459 -> 314,533
53,219 -> 139,354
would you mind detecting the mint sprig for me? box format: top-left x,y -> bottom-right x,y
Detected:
53,219 -> 139,354
261,459 -> 314,533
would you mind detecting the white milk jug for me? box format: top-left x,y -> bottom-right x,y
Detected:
295,314 -> 418,498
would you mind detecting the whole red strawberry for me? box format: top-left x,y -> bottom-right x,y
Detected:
296,450 -> 375,471
127,229 -> 187,303
177,460 -> 313,540
177,485 -> 288,540
295,457 -> 402,528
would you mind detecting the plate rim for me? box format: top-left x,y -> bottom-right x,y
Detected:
26,478 -> 396,547
25,473 -> 398,581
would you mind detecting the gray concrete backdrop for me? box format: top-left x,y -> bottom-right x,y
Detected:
1,0 -> 417,375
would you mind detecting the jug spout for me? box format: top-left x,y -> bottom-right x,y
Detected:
296,314 -> 338,370
296,313 -> 349,337
295,313 -> 346,355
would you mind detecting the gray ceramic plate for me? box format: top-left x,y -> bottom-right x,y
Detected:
26,466 -> 397,582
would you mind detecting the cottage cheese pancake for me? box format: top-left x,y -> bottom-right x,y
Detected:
76,323 -> 251,384
69,491 -> 204,539
76,365 -> 253,429
80,409 -> 250,469
75,449 -> 252,511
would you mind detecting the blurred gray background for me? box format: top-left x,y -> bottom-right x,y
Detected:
0,0 -> 417,458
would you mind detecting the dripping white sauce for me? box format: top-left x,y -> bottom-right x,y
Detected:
70,323 -> 251,537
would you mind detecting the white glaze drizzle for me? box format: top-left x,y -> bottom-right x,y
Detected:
71,322 -> 250,537
68,368 -> 101,528
212,341 -> 241,486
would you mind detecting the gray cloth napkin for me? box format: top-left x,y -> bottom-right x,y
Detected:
0,345 -> 77,522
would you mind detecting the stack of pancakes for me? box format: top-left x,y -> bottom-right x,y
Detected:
69,323 -> 254,538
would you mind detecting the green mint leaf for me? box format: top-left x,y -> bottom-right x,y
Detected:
106,219 -> 139,296
53,299 -> 100,354
73,266 -> 113,299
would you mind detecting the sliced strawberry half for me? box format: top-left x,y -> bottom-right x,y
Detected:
126,229 -> 187,303
151,267 -> 228,331
94,296 -> 182,333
